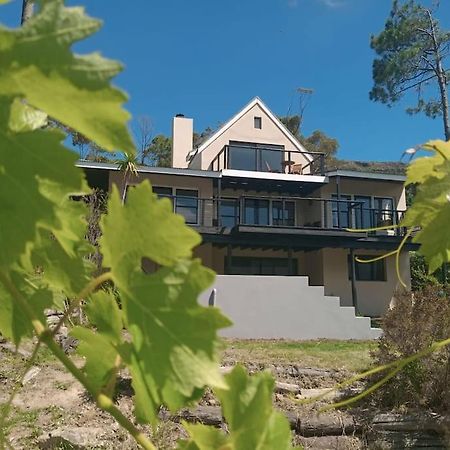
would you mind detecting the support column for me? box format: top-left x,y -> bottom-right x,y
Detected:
226,244 -> 232,275
336,175 -> 341,228
217,178 -> 222,228
287,248 -> 293,276
349,248 -> 359,314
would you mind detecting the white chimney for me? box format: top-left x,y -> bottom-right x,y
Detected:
172,114 -> 193,168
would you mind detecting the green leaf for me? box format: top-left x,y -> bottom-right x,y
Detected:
403,140 -> 450,272
0,0 -> 134,154
0,271 -> 53,344
181,366 -> 299,450
0,97 -> 88,266
100,182 -> 201,280
177,424 -> 229,450
71,292 -> 123,394
71,327 -> 120,394
119,260 -> 231,423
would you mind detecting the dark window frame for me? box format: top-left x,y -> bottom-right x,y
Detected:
225,256 -> 298,276
348,254 -> 387,282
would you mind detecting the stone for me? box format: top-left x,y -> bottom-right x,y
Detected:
38,427 -> 107,449
22,366 -> 41,385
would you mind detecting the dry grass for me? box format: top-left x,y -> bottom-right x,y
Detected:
222,339 -> 376,372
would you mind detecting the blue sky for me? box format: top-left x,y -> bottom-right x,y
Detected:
2,0 -> 449,161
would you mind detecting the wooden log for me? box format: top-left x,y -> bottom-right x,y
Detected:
275,381 -> 301,395
173,406 -> 222,427
298,415 -> 360,437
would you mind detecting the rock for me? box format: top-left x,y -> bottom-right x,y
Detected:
0,341 -> 32,358
38,427 -> 107,449
22,366 -> 41,385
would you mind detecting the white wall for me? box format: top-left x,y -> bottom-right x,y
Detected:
200,275 -> 381,340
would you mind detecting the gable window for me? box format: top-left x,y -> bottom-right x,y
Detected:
228,141 -> 284,172
348,254 -> 386,282
254,116 -> 262,129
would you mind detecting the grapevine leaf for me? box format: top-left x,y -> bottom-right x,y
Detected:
71,292 -> 123,394
177,424 -> 229,450
100,182 -> 201,280
0,272 -> 53,344
71,327 -> 120,393
180,366 -> 299,450
0,0 -> 134,154
84,291 -> 123,344
9,99 -> 47,132
0,98 -> 88,266
403,140 -> 450,272
119,260 -> 231,424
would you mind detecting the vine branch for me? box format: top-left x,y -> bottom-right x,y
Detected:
0,270 -> 156,450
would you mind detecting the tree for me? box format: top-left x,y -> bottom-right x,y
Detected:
301,130 -> 339,159
370,0 -> 450,140
279,115 -> 339,159
133,115 -> 153,165
21,0 -> 34,24
147,134 -> 172,167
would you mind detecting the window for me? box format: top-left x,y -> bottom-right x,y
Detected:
175,189 -> 198,224
354,195 -> 372,229
225,256 -> 297,276
374,197 -> 394,226
219,198 -> 239,227
153,186 -> 172,199
228,142 -> 284,172
244,198 -> 270,225
272,200 -> 295,226
331,194 -> 351,228
254,116 -> 262,129
349,254 -> 386,282
153,186 -> 199,224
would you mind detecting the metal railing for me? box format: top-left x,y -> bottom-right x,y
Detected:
159,194 -> 407,236
210,144 -> 326,175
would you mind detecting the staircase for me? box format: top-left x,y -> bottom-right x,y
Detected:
201,275 -> 382,340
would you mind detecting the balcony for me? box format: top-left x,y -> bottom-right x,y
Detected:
158,193 -> 407,237
210,144 -> 326,176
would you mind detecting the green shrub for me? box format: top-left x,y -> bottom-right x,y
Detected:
370,286 -> 450,411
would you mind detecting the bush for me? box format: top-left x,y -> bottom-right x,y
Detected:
370,286 -> 450,412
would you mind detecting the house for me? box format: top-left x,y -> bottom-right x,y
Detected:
79,97 -> 416,340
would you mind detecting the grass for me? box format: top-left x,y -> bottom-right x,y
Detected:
223,339 -> 377,372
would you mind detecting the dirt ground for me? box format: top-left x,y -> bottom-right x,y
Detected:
0,338 -> 377,449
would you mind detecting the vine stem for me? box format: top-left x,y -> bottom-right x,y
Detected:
0,270 -> 156,450
0,340 -> 41,450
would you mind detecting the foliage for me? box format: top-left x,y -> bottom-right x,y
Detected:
403,140 -> 450,272
0,2 -> 298,449
370,0 -> 450,139
410,251 -> 449,291
370,287 -> 450,411
279,115 -> 339,159
147,134 -> 172,167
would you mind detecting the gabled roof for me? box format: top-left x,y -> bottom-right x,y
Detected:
188,97 -> 313,162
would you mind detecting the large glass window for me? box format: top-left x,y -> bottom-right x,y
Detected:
374,197 -> 394,227
227,142 -> 284,172
228,145 -> 256,171
272,200 -> 295,226
331,194 -> 352,228
260,149 -> 282,173
175,189 -> 198,224
219,198 -> 239,227
225,256 -> 298,276
244,199 -> 270,225
354,195 -> 372,229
